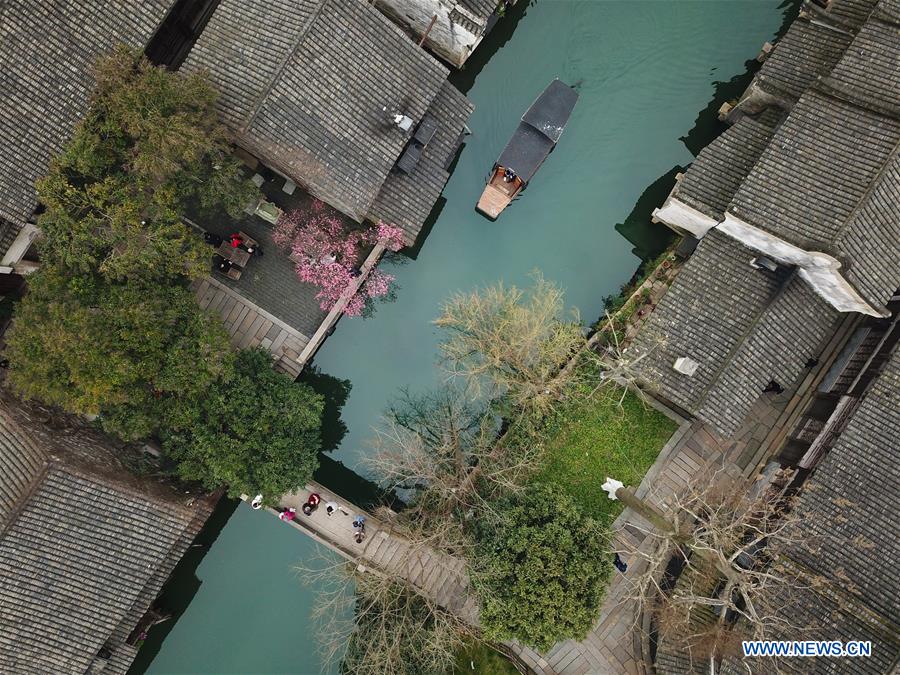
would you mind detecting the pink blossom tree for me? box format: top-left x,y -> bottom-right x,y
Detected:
273,200 -> 405,317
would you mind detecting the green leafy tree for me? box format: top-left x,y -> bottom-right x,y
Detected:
4,266 -> 232,439
161,348 -> 324,500
35,45 -> 257,281
471,484 -> 613,651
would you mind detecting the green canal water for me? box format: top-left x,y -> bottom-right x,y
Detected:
140,2 -> 790,673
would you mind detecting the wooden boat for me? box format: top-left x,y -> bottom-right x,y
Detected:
476,79 -> 578,219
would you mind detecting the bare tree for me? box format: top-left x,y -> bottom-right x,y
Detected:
433,273 -> 592,419
434,275 -> 655,423
365,386 -> 540,555
303,557 -> 476,675
617,468 -> 825,670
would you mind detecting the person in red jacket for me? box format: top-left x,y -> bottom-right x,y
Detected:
229,233 -> 244,248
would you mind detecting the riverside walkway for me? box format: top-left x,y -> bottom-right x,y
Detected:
253,482 -> 479,625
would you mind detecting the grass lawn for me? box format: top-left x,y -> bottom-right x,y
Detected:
454,642 -> 519,674
534,385 -> 677,527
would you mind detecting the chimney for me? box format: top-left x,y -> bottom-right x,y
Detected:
673,356 -> 699,376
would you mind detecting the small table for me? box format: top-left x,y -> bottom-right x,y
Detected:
217,242 -> 251,268
238,231 -> 259,250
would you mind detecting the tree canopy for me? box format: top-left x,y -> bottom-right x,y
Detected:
35,45 -> 256,281
471,484 -> 613,651
433,274 -> 588,420
161,348 -> 323,500
4,267 -> 232,440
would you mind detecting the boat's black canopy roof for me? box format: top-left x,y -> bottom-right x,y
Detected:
522,79 -> 578,143
497,79 -> 578,182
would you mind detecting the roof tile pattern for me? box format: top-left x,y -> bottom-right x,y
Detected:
825,16 -> 900,113
370,82 -> 474,242
0,404 -> 46,523
755,19 -> 852,100
0,398 -> 214,674
180,0 -> 321,128
0,0 -> 172,226
834,150 -> 900,307
698,278 -> 839,436
729,89 -> 900,250
826,0 -> 882,29
632,231 -> 792,421
675,110 -> 782,219
182,0 -> 455,226
789,347 -> 900,627
0,467 -> 187,673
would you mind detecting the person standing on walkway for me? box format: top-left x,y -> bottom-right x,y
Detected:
325,500 -> 338,516
278,507 -> 296,522
352,515 -> 366,532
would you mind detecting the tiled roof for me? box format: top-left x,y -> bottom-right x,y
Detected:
0,0 -> 172,228
182,0 -> 470,240
459,0 -> 499,22
833,151 -> 900,308
633,233 -> 786,419
634,230 -> 839,437
788,347 -> 900,628
825,0 -> 882,29
674,109 -> 782,220
730,89 -> 900,251
0,397 -> 214,674
716,349 -> 900,674
754,18 -> 853,101
370,82 -> 474,243
697,276 -> 838,436
822,13 -> 900,115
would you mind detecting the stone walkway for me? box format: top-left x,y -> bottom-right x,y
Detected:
193,277 -> 310,378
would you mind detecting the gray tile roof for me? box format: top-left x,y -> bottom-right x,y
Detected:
822,12 -> 900,116
182,0 -> 470,240
673,109 -> 783,220
715,349 -> 900,674
730,89 -> 899,252
0,396 -> 214,674
788,347 -> 900,629
632,231 -> 837,437
370,82 -> 474,242
0,0 -> 172,228
833,151 -> 900,309
754,18 -> 853,102
824,0 -> 882,30
697,275 -> 839,436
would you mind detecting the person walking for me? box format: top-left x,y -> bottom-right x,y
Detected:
325,501 -> 338,516
352,515 -> 366,531
278,507 -> 297,522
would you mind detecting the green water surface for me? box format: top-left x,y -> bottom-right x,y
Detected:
142,2 -> 789,673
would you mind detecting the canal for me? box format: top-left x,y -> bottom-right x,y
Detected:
138,1 -> 791,672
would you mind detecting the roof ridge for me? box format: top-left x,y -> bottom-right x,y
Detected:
830,138 -> 900,246
240,0 -> 331,133
693,259 -> 799,410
